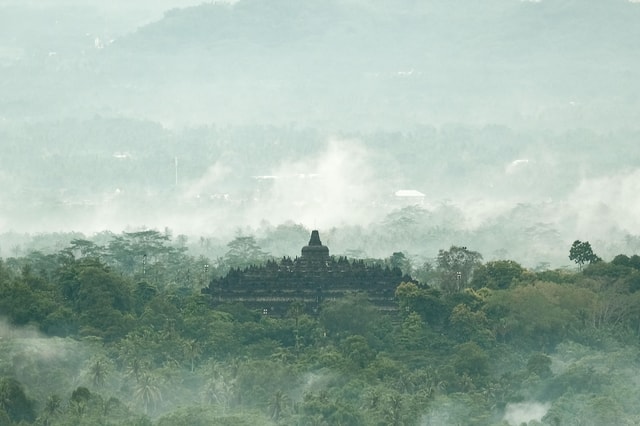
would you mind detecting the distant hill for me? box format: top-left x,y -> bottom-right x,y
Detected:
2,0 -> 639,128
119,0 -> 640,68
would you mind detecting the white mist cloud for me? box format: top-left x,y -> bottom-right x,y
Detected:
503,402 -> 551,425
243,138 -> 387,230
0,318 -> 86,363
563,168 -> 640,240
183,161 -> 233,199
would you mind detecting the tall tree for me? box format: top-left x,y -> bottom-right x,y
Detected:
134,374 -> 163,415
569,240 -> 601,269
268,390 -> 289,421
183,339 -> 203,372
42,394 -> 63,424
436,246 -> 483,293
89,359 -> 108,388
223,235 -> 269,269
107,230 -> 175,276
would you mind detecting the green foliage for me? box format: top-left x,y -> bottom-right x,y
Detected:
395,282 -> 448,326
0,377 -> 36,423
581,260 -> 640,293
534,269 -> 578,284
42,306 -> 78,336
319,293 -> 390,347
471,260 -> 525,289
339,335 -> 376,369
527,353 -> 553,378
300,391 -> 365,425
542,364 -> 608,400
453,342 -> 490,378
133,281 -> 158,315
107,230 -> 175,276
3,236 -> 640,424
89,358 -> 110,388
387,251 -> 412,275
569,240 -> 602,269
157,405 -> 272,425
133,374 -> 163,415
545,394 -> 625,426
70,386 -> 91,403
0,278 -> 56,327
396,311 -> 429,350
484,282 -> 596,349
612,254 -> 640,270
224,235 -> 270,269
436,246 -> 483,293
449,303 -> 495,346
216,303 -> 262,323
68,239 -> 106,260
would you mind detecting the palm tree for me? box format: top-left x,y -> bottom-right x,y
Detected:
203,377 -> 224,406
227,356 -> 246,380
383,394 -> 404,426
0,381 -> 11,415
134,374 -> 162,414
44,394 -> 62,417
183,339 -> 203,372
125,356 -> 149,384
459,372 -> 475,392
90,359 -> 108,388
40,394 -> 62,425
268,390 -> 289,421
70,400 -> 86,418
203,375 -> 233,411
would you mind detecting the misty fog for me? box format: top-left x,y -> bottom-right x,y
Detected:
2,0 -> 640,268
1,2 -> 640,425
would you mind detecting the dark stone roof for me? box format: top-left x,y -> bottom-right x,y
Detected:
301,230 -> 329,258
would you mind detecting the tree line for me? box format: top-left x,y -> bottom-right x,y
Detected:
1,231 -> 640,424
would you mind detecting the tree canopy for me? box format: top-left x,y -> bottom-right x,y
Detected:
1,230 -> 640,425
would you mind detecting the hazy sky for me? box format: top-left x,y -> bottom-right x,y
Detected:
1,0 -> 639,268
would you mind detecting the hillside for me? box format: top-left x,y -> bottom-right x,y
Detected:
2,0 -> 639,128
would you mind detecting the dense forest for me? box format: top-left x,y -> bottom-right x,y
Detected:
2,229 -> 640,425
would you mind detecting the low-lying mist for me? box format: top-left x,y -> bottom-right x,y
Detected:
2,127 -> 639,269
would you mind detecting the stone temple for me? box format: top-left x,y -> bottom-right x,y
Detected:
202,230 -> 414,316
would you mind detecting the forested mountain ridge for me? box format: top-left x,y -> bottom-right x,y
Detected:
2,230 -> 640,424
91,0 -> 640,128
124,0 -> 640,58
2,0 -> 639,128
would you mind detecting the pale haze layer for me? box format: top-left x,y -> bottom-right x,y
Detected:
1,0 -> 639,268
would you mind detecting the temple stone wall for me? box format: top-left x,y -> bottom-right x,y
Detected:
202,230 -> 414,316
